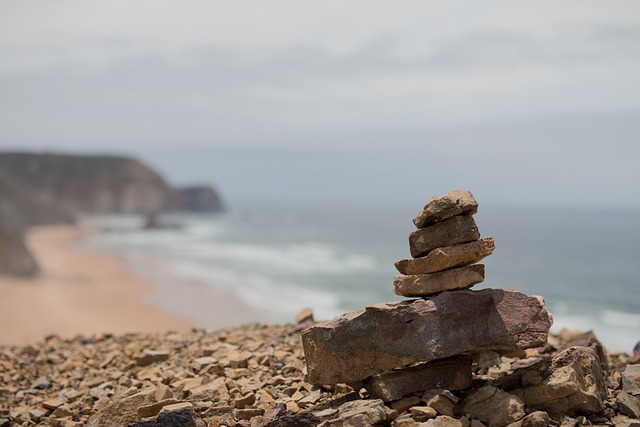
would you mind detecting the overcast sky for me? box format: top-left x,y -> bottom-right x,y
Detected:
1,1 -> 639,208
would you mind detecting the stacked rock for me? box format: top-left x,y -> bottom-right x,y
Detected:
393,189 -> 495,297
302,189 -> 553,403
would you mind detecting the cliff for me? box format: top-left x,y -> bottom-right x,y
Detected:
0,151 -> 223,277
0,168 -> 81,276
0,152 -> 223,215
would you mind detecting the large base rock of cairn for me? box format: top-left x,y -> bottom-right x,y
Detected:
302,288 -> 552,385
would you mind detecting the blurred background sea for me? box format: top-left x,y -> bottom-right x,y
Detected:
81,199 -> 640,353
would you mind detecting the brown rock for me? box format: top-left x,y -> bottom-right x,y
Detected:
413,190 -> 478,229
128,402 -> 205,427
302,288 -> 552,385
391,395 -> 422,412
234,393 -> 256,409
503,411 -> 549,427
409,215 -> 480,258
191,356 -> 218,372
396,238 -> 494,275
29,409 -> 45,423
43,398 -> 65,410
365,356 -> 472,401
135,349 -> 170,366
155,384 -> 173,402
321,399 -> 389,427
461,386 -> 526,427
424,416 -> 464,427
612,415 -> 640,427
296,308 -> 314,324
393,265 -> 485,297
410,406 -> 438,421
86,388 -> 156,427
188,377 -> 229,402
234,408 -> 264,420
137,399 -> 181,418
617,391 -> 640,419
422,390 -> 458,417
521,346 -> 608,417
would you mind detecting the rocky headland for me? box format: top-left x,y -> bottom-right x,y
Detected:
0,152 -> 223,277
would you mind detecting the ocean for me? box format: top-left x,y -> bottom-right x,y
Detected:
80,199 -> 640,353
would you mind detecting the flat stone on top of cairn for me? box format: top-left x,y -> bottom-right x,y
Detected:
413,189 -> 478,229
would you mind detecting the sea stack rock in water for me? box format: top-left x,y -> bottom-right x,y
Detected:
302,189 -> 553,399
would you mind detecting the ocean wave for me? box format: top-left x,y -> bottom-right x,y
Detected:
167,259 -> 342,321
599,309 -> 640,328
175,241 -> 376,275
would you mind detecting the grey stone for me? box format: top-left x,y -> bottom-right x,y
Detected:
618,391 -> 640,419
393,265 -> 485,297
622,364 -> 640,396
461,386 -> 526,427
365,356 -> 472,401
409,215 -> 480,258
302,288 -> 552,385
413,190 -> 478,229
396,238 -> 494,275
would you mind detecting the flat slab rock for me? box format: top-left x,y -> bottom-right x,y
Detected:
393,264 -> 485,297
364,355 -> 473,402
409,215 -> 480,258
413,189 -> 478,229
395,238 -> 495,275
302,288 -> 552,385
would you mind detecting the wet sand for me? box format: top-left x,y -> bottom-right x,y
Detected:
0,225 -> 195,345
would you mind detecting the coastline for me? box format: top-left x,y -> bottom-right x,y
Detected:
0,224 -> 195,346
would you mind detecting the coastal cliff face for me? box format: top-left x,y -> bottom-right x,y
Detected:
0,169 -> 77,277
0,153 -> 171,214
0,151 -> 223,277
0,152 -> 223,215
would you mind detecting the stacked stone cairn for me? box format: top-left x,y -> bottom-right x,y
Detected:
393,189 -> 493,298
302,189 -> 554,403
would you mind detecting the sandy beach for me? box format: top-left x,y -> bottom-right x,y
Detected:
0,225 -> 195,346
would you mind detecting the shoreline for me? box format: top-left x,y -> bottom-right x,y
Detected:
0,224 -> 196,346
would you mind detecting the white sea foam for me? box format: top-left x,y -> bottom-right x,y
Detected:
166,259 -> 343,321
172,241 -> 376,275
599,309 -> 640,328
551,310 -> 640,353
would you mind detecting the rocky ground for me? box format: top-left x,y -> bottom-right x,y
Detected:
0,317 -> 639,427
